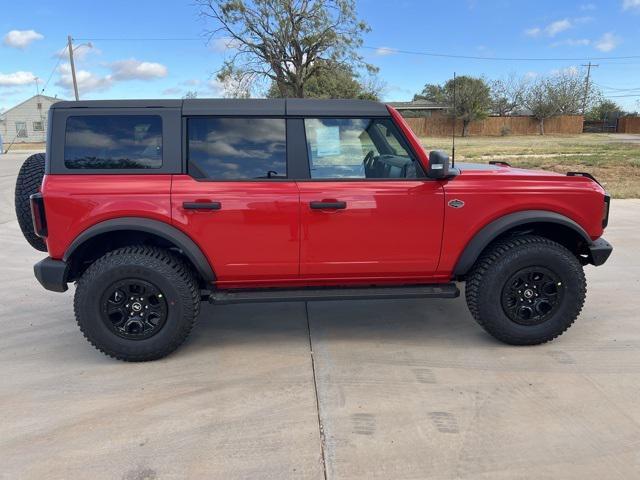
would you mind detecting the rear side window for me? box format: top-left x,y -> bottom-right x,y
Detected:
64,115 -> 163,169
187,117 -> 286,180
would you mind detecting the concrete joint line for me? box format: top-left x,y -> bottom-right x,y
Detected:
305,301 -> 328,480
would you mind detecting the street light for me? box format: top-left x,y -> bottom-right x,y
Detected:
67,36 -> 93,101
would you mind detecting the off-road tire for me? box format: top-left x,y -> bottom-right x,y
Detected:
74,246 -> 200,361
15,153 -> 46,251
465,235 -> 586,345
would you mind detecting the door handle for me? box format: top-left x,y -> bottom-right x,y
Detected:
309,201 -> 346,210
183,201 -> 221,210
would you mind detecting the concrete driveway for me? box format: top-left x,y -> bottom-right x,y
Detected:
1,152 -> 639,479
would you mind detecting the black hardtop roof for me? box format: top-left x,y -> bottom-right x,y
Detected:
51,98 -> 390,117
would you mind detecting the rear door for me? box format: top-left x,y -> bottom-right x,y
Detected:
171,116 -> 300,287
297,117 -> 445,281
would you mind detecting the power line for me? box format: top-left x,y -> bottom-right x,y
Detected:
40,44 -> 67,95
73,36 -> 640,62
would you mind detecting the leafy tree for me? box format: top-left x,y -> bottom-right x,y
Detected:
266,60 -> 382,99
197,0 -> 376,98
523,77 -> 558,135
416,76 -> 491,136
586,99 -> 625,121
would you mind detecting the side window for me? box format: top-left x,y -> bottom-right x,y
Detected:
64,115 -> 162,169
304,118 -> 419,180
187,117 -> 286,180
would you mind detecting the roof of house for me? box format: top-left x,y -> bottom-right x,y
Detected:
387,99 -> 448,110
51,98 -> 391,117
1,95 -> 60,118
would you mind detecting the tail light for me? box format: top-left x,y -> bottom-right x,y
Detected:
602,194 -> 610,228
29,193 -> 48,237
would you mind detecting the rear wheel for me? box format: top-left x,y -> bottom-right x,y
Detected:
465,235 -> 586,345
74,246 -> 200,361
14,153 -> 46,251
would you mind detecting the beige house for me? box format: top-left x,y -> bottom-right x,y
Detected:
0,94 -> 59,144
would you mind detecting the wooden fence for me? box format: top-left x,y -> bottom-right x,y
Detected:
404,115 -> 584,137
617,117 -> 640,134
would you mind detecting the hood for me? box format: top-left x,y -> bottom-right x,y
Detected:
456,161 -> 563,178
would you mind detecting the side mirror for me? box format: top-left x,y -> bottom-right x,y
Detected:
427,150 -> 450,179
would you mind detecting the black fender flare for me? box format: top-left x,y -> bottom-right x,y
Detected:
453,210 -> 592,276
63,217 -> 215,283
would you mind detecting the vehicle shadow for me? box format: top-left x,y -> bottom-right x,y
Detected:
181,293 -> 497,356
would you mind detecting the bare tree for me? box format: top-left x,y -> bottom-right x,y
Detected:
490,74 -> 527,116
197,0 -> 375,97
524,69 -> 596,134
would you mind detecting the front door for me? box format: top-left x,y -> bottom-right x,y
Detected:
298,117 -> 445,281
172,116 -> 299,287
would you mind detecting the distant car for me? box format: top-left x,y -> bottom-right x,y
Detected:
14,99 -> 612,361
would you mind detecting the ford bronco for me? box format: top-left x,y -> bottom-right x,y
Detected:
14,99 -> 612,361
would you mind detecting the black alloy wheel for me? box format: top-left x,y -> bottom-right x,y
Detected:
501,267 -> 564,326
100,279 -> 168,340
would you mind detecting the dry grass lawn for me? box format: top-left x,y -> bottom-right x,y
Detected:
421,133 -> 640,198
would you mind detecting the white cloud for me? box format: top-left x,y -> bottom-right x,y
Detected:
374,47 -> 398,56
3,29 -> 44,49
110,59 -> 168,80
551,38 -> 591,47
54,43 -> 100,61
546,19 -> 572,37
580,3 -> 596,10
525,17 -> 590,38
162,87 -> 182,95
55,63 -> 113,93
0,71 -> 37,87
525,27 -> 542,37
623,0 -> 640,10
209,37 -> 241,53
594,32 -> 621,52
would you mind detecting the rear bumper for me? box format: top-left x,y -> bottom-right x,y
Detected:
588,237 -> 613,266
34,257 -> 68,292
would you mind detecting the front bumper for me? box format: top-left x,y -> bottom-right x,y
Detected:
34,257 -> 68,292
588,237 -> 613,266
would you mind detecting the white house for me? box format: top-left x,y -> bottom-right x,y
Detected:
0,95 -> 59,144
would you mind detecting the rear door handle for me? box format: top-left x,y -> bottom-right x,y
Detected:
309,201 -> 346,210
183,201 -> 221,210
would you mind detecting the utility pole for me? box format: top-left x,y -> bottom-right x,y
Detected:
581,61 -> 598,115
67,35 -> 79,101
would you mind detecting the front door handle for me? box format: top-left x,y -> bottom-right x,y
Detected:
309,201 -> 347,210
183,201 -> 221,210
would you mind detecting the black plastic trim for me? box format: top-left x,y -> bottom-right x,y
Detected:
34,257 -> 68,292
603,194 -> 611,228
29,193 -> 47,237
286,118 -> 311,179
211,283 -> 459,304
588,237 -> 613,266
63,218 -> 215,283
453,210 -> 593,276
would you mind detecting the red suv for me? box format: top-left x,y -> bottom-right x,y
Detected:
14,99 -> 612,361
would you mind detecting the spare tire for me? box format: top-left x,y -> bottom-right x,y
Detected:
15,153 -> 47,252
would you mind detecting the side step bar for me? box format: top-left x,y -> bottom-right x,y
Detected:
210,283 -> 459,305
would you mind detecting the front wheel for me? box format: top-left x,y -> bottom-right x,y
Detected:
74,246 -> 200,361
465,235 -> 586,345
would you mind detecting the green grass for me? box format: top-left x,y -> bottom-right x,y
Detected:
420,133 -> 640,198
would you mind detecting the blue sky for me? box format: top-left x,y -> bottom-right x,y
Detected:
1,0 -> 640,112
